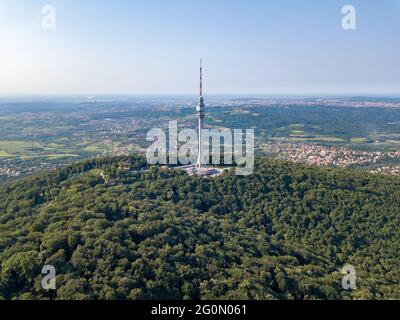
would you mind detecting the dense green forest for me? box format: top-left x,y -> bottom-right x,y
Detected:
0,155 -> 399,300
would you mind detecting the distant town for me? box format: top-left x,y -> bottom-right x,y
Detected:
263,142 -> 400,176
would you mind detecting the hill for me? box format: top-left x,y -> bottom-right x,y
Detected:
0,156 -> 399,300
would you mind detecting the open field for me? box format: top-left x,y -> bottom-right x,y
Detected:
0,150 -> 12,158
289,136 -> 345,142
0,140 -> 38,154
46,154 -> 79,160
351,137 -> 368,143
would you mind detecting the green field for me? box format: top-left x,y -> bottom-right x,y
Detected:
289,136 -> 345,142
46,154 -> 79,160
351,137 -> 368,143
83,145 -> 103,152
0,150 -> 12,158
0,140 -> 38,154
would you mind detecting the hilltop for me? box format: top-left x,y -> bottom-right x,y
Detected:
0,156 -> 399,300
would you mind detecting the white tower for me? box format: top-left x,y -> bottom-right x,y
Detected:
196,60 -> 205,168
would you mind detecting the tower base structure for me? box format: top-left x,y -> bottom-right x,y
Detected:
181,165 -> 223,177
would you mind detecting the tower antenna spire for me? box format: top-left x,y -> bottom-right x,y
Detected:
200,59 -> 203,97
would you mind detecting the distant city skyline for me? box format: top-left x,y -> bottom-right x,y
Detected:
1,0 -> 400,95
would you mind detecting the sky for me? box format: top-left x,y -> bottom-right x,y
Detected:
0,0 -> 399,96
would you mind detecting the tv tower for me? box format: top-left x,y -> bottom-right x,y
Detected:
196,59 -> 205,168
180,61 -> 221,177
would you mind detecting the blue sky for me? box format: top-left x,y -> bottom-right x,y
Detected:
0,0 -> 399,95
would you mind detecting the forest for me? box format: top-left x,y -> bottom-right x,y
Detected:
0,155 -> 399,300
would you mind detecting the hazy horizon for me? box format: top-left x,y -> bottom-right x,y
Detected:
1,93 -> 400,102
